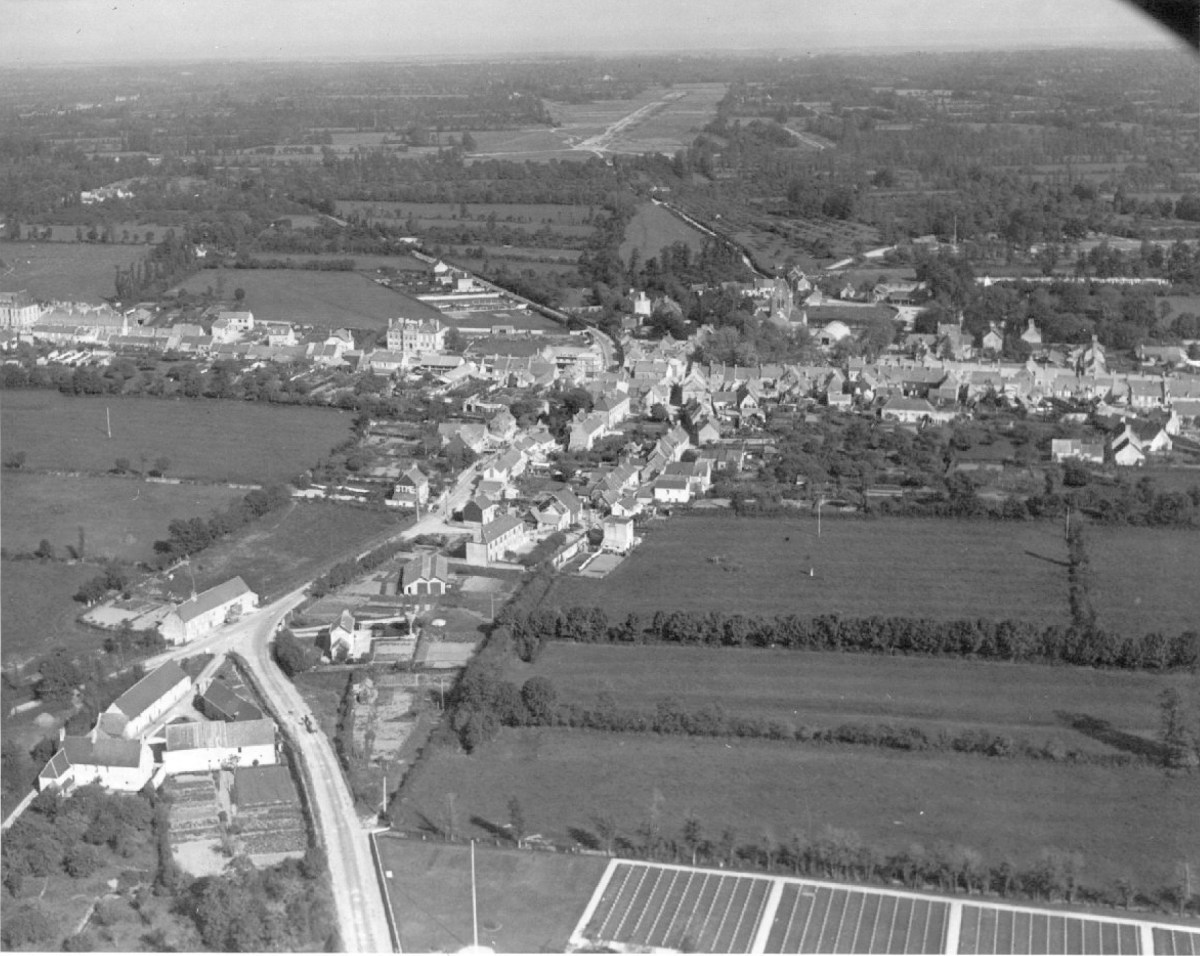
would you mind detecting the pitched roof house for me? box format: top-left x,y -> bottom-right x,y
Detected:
98,661 -> 192,739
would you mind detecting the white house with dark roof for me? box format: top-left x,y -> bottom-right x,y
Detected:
98,661 -> 192,739
38,734 -> 153,793
160,577 -> 259,645
162,718 -> 277,775
465,514 -> 527,566
393,465 -> 430,506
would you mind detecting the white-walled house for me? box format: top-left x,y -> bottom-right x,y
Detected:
160,577 -> 259,645
98,661 -> 192,739
162,718 -> 277,774
601,515 -> 636,553
465,514 -> 527,566
38,734 -> 153,793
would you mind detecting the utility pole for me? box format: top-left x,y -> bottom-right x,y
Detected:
106,406 -> 112,440
470,839 -> 480,949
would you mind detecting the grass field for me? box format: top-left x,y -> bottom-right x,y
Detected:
542,516 -> 1199,638
0,240 -> 144,300
619,202 -> 710,263
174,268 -> 439,330
544,516 -> 1073,625
503,644 -> 1188,757
1088,526 -> 1200,637
0,471 -> 241,563
374,837 -> 608,954
144,500 -> 401,601
395,728 -> 1199,892
0,558 -> 108,666
0,391 -> 354,483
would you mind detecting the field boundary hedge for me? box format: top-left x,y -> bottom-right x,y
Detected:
502,606 -> 1200,673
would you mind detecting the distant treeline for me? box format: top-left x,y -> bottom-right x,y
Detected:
498,606 -> 1200,673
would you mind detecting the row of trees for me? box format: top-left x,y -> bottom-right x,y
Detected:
152,483 -> 291,564
308,537 -> 407,599
499,606 -> 1200,672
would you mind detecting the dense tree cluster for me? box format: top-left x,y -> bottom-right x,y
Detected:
151,483 -> 291,565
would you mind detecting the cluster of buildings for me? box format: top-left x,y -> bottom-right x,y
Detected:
37,657 -> 278,795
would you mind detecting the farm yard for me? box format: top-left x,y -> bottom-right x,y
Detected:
173,268 -> 439,330
0,240 -> 145,300
501,644 -> 1188,759
620,202 -> 710,263
394,728 -> 1199,892
0,471 -> 241,564
0,391 -> 355,484
544,516 -> 1074,626
373,837 -> 608,955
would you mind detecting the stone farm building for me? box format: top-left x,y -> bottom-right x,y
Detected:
162,718 -> 278,775
160,577 -> 259,645
38,734 -> 153,793
400,553 -> 451,596
98,661 -> 192,739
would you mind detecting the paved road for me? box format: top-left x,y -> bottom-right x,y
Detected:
242,603 -> 395,953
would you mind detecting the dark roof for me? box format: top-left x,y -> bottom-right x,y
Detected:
200,680 -> 263,722
172,576 -> 256,625
234,765 -> 298,808
110,661 -> 190,720
401,553 -> 450,587
481,514 -> 525,544
61,735 -> 144,768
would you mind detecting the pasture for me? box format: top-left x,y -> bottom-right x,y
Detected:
0,471 -> 241,563
174,268 -> 437,330
1088,526 -> 1200,637
142,500 -> 401,601
0,558 -> 108,666
0,391 -> 354,483
620,202 -> 710,263
0,240 -> 143,301
544,516 -> 1073,625
373,837 -> 607,954
503,644 -> 1187,758
543,516 -> 1199,638
395,728 -> 1199,891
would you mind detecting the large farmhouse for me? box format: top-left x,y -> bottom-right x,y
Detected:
160,577 -> 259,645
465,514 -> 526,566
162,718 -> 277,775
98,661 -> 192,739
38,734 -> 153,793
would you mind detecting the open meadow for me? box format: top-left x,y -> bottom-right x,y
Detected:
0,240 -> 144,301
0,559 -> 109,667
544,516 -> 1200,638
1088,526 -> 1200,637
619,202 -> 710,263
545,516 -> 1074,625
0,471 -> 241,563
174,268 -> 439,330
374,837 -> 607,954
1,391 -> 354,483
395,728 -> 1199,893
502,644 -> 1187,758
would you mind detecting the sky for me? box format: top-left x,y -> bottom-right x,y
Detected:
1,0 -> 1185,64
